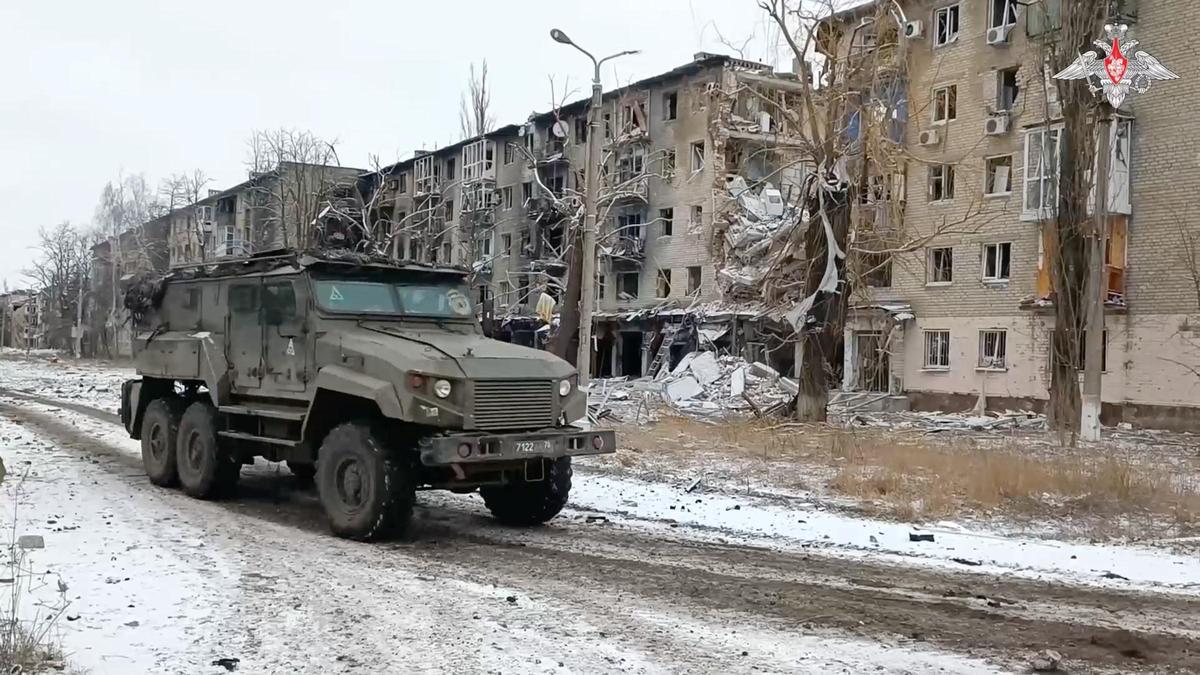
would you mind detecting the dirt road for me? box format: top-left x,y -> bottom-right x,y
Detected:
2,390 -> 1199,674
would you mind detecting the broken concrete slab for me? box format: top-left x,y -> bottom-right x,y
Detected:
672,351 -> 698,376
689,351 -> 722,384
665,376 -> 703,403
730,367 -> 746,398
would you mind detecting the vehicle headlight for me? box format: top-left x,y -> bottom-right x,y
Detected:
559,379 -> 573,397
433,379 -> 453,399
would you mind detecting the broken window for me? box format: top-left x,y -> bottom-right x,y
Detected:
597,275 -> 606,301
603,112 -> 612,139
1023,126 -> 1062,217
501,233 -> 513,255
862,253 -> 892,288
575,117 -> 588,143
441,242 -> 452,263
932,85 -> 957,122
998,67 -> 1019,110
521,182 -> 533,205
662,149 -> 676,178
444,199 -> 455,221
928,164 -> 955,201
1076,330 -> 1109,371
690,205 -> 704,228
659,208 -> 674,236
620,99 -> 646,132
503,144 -> 515,165
934,4 -> 960,46
501,187 -> 514,210
979,330 -> 1007,369
985,156 -> 1013,195
446,157 -> 456,180
656,269 -> 672,298
989,0 -> 1017,29
924,330 -> 951,369
687,266 -> 702,295
397,173 -> 408,194
928,247 -> 953,283
617,211 -> 644,240
690,141 -> 706,173
982,242 -> 1012,282
498,281 -> 512,305
618,272 -> 640,300
476,234 -> 493,258
618,149 -> 645,184
663,91 -> 678,121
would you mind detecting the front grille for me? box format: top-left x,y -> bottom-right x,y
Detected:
473,379 -> 555,430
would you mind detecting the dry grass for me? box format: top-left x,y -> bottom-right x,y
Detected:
608,414 -> 1200,536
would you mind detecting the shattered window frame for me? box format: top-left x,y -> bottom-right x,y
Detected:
663,91 -> 678,121
985,155 -> 1013,195
687,266 -> 702,295
923,330 -> 951,370
503,143 -> 515,165
500,233 -> 513,256
690,141 -> 706,173
932,85 -> 957,123
656,269 -> 672,298
659,208 -> 674,237
933,4 -> 961,47
988,0 -> 1018,30
662,149 -> 677,180
1022,125 -> 1063,218
501,186 -> 514,210
928,164 -> 955,202
618,271 -> 640,300
978,329 -> 1008,369
982,242 -> 1012,282
927,247 -> 954,284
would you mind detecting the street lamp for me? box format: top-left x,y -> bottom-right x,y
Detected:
549,28 -> 639,388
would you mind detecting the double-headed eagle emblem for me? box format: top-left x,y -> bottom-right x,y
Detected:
1053,24 -> 1178,108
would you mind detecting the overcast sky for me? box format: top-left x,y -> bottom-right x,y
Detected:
0,0 -> 797,287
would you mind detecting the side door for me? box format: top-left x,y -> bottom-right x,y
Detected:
227,281 -> 263,390
262,278 -> 308,394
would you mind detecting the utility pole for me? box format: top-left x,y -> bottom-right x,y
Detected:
550,29 -> 638,388
1081,104 -> 1113,442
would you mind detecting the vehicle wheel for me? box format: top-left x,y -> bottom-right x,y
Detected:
287,461 -> 316,484
481,457 -> 573,526
140,397 -> 186,487
176,401 -> 240,499
317,421 -> 415,541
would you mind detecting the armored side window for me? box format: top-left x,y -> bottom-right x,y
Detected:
229,284 -> 259,313
263,282 -> 297,325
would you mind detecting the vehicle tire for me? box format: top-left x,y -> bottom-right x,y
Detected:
176,401 -> 240,499
287,461 -> 316,484
481,457 -> 573,526
317,421 -> 415,541
140,397 -> 186,487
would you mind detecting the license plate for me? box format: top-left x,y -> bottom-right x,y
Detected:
515,440 -> 552,454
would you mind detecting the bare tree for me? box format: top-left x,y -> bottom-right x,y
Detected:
459,61 -> 496,140
244,128 -> 352,252
25,223 -> 90,350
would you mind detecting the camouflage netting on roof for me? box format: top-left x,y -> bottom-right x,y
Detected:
123,272 -> 168,324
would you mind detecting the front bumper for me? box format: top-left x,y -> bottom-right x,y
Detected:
419,427 -> 616,466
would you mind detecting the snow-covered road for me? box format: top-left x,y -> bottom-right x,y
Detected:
3,353 -> 1200,674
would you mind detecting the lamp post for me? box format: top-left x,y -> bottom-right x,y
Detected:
550,28 -> 638,387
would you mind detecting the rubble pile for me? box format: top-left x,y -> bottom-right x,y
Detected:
587,350 -> 797,422
716,177 -> 804,302
834,409 -> 1047,433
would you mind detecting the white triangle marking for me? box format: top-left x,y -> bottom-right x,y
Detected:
328,286 -> 344,301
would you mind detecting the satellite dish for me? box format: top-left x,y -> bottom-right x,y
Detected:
552,120 -> 569,139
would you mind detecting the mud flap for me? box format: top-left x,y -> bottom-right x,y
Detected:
121,379 -> 141,438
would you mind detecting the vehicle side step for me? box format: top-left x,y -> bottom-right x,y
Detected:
219,404 -> 306,422
218,430 -> 301,447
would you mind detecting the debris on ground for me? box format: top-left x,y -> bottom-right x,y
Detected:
909,533 -> 935,543
1030,649 -> 1064,672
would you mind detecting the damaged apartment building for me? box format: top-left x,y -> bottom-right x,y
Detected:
821,0 -> 1200,429
368,52 -> 813,378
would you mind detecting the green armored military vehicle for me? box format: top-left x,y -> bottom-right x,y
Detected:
119,251 -> 614,540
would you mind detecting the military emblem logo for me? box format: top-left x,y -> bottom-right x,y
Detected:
1053,23 -> 1178,108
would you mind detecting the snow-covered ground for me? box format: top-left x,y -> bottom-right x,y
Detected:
0,403 -> 1008,674
5,352 -> 1200,673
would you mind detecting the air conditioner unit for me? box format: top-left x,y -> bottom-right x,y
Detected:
904,20 -> 924,39
918,129 -> 941,146
984,115 -> 1010,135
986,25 -> 1012,46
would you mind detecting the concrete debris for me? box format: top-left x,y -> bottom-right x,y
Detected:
1030,649 -> 1064,672
689,351 -> 722,384
665,376 -> 704,403
836,409 -> 1047,433
589,350 -> 796,421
